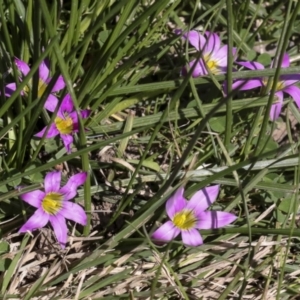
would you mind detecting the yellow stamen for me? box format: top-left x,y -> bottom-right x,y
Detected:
55,116 -> 73,134
262,79 -> 285,103
206,60 -> 219,74
42,192 -> 63,215
203,53 -> 220,74
38,80 -> 48,98
263,78 -> 285,91
23,85 -> 30,95
23,79 -> 48,98
173,210 -> 197,230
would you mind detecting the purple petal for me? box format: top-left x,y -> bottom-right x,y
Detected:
181,229 -> 203,246
44,94 -> 59,112
60,134 -> 74,153
44,171 -> 61,193
186,185 -> 220,213
166,187 -> 187,219
35,123 -> 59,138
39,60 -> 50,82
48,75 -> 66,92
15,58 -> 30,76
182,30 -> 206,51
60,94 -> 74,113
204,32 -> 221,54
151,221 -> 180,243
270,91 -> 283,121
232,47 -> 237,57
69,111 -> 78,122
196,211 -> 237,229
49,214 -> 68,248
70,121 -> 79,133
56,109 -> 65,119
81,110 -> 91,119
20,190 -> 44,208
64,111 -> 79,132
5,83 -> 17,97
19,208 -> 49,232
59,172 -> 87,201
211,45 -> 228,66
236,61 -> 265,70
59,202 -> 87,225
283,85 -> 300,109
281,53 -> 290,68
214,66 -> 228,74
280,75 -> 300,85
231,79 -> 263,91
183,59 -> 207,77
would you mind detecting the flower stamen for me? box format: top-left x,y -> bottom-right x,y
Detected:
206,60 -> 219,74
23,79 -> 48,98
42,192 -> 63,215
38,80 -> 48,98
55,116 -> 74,134
173,210 -> 197,230
262,78 -> 285,91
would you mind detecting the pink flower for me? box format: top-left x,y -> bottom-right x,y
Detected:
230,53 -> 300,120
177,30 -> 236,77
5,58 -> 65,101
152,186 -> 237,247
35,93 -> 91,153
19,171 -> 87,248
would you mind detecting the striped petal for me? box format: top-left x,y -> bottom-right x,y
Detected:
49,214 -> 68,248
231,79 -> 263,91
152,221 -> 180,243
186,185 -> 219,213
59,172 -> 87,201
270,91 -> 283,121
15,58 -> 30,76
204,32 -> 221,54
35,123 -> 59,138
20,190 -> 44,208
181,229 -> 203,246
283,85 -> 300,109
49,75 -> 65,92
281,53 -> 290,68
183,59 -> 207,77
39,60 -> 50,82
196,211 -> 237,229
181,30 -> 206,51
60,134 -> 74,153
44,94 -> 59,112
60,202 -> 87,225
166,187 -> 187,219
236,61 -> 264,70
5,83 -> 17,96
60,94 -> 74,113
44,171 -> 61,193
19,208 -> 49,232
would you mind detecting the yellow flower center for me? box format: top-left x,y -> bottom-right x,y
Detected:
206,60 -> 219,74
42,192 -> 63,215
262,78 -> 285,91
38,79 -> 48,98
55,116 -> 74,134
23,79 -> 48,98
173,210 -> 197,230
23,84 -> 30,95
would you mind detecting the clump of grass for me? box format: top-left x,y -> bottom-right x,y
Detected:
1,0 -> 300,298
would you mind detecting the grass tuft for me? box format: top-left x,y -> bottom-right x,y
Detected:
1,0 -> 300,298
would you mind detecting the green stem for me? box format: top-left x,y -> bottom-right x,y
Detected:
254,0 -> 300,156
201,227 -> 300,237
225,0 -> 234,149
